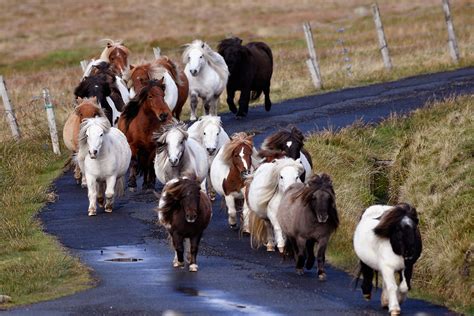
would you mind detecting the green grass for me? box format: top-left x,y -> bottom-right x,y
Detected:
0,132 -> 93,307
305,95 -> 473,313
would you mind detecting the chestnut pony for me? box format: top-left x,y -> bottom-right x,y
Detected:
99,39 -> 130,76
118,79 -> 172,191
127,57 -> 188,120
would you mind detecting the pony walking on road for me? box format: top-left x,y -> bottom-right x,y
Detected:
354,203 -> 422,316
77,117 -> 131,216
183,40 -> 229,121
277,174 -> 339,280
218,37 -> 273,118
157,176 -> 212,272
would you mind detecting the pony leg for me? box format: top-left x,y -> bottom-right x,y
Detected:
128,155 -> 138,192
316,236 -> 329,281
210,96 -> 219,116
73,164 -> 82,185
104,176 -> 117,213
172,231 -> 185,268
189,233 -> 203,272
203,99 -> 211,116
267,210 -> 285,253
264,220 -> 275,252
97,181 -> 105,208
263,83 -> 272,112
86,175 -> 97,216
225,195 -> 238,229
226,89 -> 237,114
397,269 -> 409,304
241,192 -> 250,234
360,261 -> 374,300
305,239 -> 316,270
236,88 -> 250,118
295,236 -> 307,275
190,93 -> 199,121
381,267 -> 401,315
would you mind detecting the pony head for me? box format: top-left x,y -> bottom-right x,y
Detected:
217,37 -> 247,74
159,175 -> 201,224
155,121 -> 188,167
196,116 -> 223,155
262,126 -> 305,161
305,174 -> 338,224
222,132 -> 253,176
75,97 -> 104,121
100,39 -> 130,75
79,117 -> 111,159
278,158 -> 303,192
183,40 -> 208,76
126,62 -> 167,96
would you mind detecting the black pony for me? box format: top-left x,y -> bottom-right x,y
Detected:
217,37 -> 273,119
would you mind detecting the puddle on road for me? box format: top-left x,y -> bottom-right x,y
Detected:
174,286 -> 280,315
105,257 -> 143,262
98,245 -> 148,263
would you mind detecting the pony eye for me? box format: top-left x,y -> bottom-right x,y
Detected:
100,133 -> 104,136
188,56 -> 190,61
200,55 -> 203,59
203,132 -> 206,135
280,176 -> 283,179
217,132 -> 219,135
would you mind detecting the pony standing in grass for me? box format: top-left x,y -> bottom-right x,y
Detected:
183,40 -> 229,121
78,117 -> 131,216
354,203 -> 422,316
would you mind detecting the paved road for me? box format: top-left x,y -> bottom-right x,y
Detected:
10,67 -> 474,315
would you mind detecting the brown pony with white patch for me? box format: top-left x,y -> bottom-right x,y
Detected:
99,39 -> 130,76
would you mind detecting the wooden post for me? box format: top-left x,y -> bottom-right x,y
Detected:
371,3 -> 393,70
42,88 -> 61,155
153,47 -> 161,59
80,60 -> 89,72
0,75 -> 21,140
442,0 -> 460,63
303,22 -> 322,89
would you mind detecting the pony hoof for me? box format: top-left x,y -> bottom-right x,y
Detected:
229,223 -> 238,230
390,310 -> 401,316
277,246 -> 285,254
173,261 -> 185,268
296,268 -> 304,276
105,208 -> 113,213
266,244 -> 275,252
189,264 -> 198,272
363,294 -> 371,301
88,210 -> 96,216
318,273 -> 327,281
81,183 -> 87,189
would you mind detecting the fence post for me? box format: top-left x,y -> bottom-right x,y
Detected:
153,47 -> 161,59
303,22 -> 322,89
80,60 -> 89,72
0,75 -> 21,140
371,3 -> 393,70
42,88 -> 61,155
442,0 -> 460,63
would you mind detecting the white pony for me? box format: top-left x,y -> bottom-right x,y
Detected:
188,115 -> 230,160
154,121 -> 209,191
183,40 -> 229,121
354,203 -> 422,316
244,158 -> 304,252
77,117 -> 131,216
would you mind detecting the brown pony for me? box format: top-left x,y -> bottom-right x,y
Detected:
118,79 -> 172,191
257,149 -> 287,163
210,132 -> 254,228
277,173 -> 339,280
99,39 -> 130,76
157,175 -> 212,272
126,57 -> 188,120
63,97 -> 104,184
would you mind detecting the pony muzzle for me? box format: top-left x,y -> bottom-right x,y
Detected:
158,112 -> 169,122
207,148 -> 216,155
185,212 -> 197,223
169,157 -> 180,167
190,69 -> 198,76
89,150 -> 98,159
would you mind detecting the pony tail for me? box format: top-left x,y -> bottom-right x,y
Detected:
248,212 -> 268,250
114,176 -> 125,197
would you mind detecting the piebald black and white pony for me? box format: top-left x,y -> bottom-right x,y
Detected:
353,203 -> 422,316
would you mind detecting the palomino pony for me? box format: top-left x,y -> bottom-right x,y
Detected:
118,79 -> 172,191
244,157 -> 304,252
126,57 -> 188,120
157,176 -> 212,272
277,174 -> 339,280
63,97 -> 105,184
217,37 -> 273,118
153,121 -> 209,190
261,127 -> 313,181
183,39 -> 229,121
209,132 -> 254,228
77,117 -> 131,216
354,203 -> 422,316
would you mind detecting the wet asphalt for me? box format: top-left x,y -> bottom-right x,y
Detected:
7,67 -> 474,315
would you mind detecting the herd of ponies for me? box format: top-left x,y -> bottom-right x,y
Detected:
62,38 -> 422,315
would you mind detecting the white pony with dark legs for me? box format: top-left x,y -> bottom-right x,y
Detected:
354,203 -> 422,316
154,121 -> 209,191
77,117 -> 131,216
244,158 -> 304,252
183,40 -> 229,121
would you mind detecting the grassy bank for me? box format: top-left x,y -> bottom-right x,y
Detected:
305,95 -> 473,313
0,133 -> 92,307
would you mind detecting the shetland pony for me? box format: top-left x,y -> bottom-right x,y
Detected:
217,37 -> 273,118
98,39 -> 130,76
183,40 -> 229,121
126,57 -> 188,120
261,127 -> 313,181
277,174 -> 339,280
77,117 -> 131,216
63,97 -> 105,185
153,121 -> 209,190
244,158 -> 304,252
118,79 -> 172,191
157,176 -> 212,272
84,60 -> 130,104
210,132 -> 254,228
354,203 -> 422,316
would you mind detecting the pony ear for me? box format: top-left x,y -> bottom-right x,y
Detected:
129,64 -> 135,70
107,42 -> 113,48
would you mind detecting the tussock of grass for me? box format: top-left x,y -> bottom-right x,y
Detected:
305,95 -> 473,313
0,132 -> 92,307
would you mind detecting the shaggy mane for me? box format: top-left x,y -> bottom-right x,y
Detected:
99,39 -> 130,62
261,126 -> 305,151
191,115 -> 223,143
124,61 -> 167,89
373,203 -> 419,238
75,98 -> 104,117
153,120 -> 188,154
77,117 -> 111,161
221,132 -> 253,165
183,39 -> 229,82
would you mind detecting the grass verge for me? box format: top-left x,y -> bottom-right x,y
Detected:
305,95 -> 473,313
0,131 -> 93,308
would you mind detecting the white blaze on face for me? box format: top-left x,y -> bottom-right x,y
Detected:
286,141 -> 293,148
401,216 -> 414,227
239,147 -> 248,170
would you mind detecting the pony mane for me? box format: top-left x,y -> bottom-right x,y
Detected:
183,39 -> 229,82
153,120 -> 188,154
156,56 -> 183,86
74,74 -> 112,100
125,62 -> 167,89
75,98 -> 104,116
120,79 -> 165,130
373,203 -> 419,238
77,117 -> 111,160
191,115 -> 223,143
221,132 -> 253,165
157,176 -> 199,226
261,127 -> 305,151
99,39 -> 130,62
